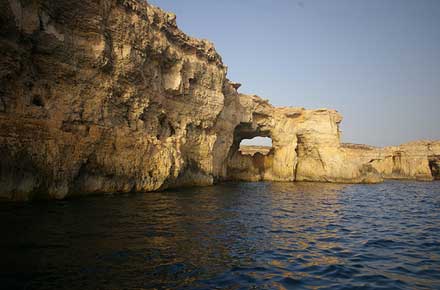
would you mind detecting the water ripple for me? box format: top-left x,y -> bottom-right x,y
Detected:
0,181 -> 439,289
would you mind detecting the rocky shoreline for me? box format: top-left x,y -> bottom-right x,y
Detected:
0,0 -> 439,200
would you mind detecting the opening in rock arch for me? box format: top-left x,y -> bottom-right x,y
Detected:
239,137 -> 273,156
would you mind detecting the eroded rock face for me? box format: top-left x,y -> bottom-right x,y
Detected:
0,0 -> 228,200
228,104 -> 440,184
232,119 -> 440,184
368,141 -> 440,181
0,0 -> 438,201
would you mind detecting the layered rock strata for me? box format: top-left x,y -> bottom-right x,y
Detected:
0,0 -> 438,200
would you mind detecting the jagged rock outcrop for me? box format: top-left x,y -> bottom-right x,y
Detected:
0,0 -> 438,201
1,0 -> 227,200
224,98 -> 440,184
369,141 -> 440,181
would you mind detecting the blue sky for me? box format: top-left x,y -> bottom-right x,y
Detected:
149,0 -> 440,147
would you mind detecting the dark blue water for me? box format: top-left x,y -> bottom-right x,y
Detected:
1,181 -> 439,289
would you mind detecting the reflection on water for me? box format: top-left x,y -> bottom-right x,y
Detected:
1,181 -> 439,289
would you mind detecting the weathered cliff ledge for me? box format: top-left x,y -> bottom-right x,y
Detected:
0,0 -> 439,201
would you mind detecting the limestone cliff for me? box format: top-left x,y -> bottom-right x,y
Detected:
0,0 -> 438,201
225,99 -> 440,184
1,0 -> 227,200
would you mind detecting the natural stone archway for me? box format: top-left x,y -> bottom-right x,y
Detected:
226,122 -> 273,181
240,137 -> 272,155
224,107 -> 300,182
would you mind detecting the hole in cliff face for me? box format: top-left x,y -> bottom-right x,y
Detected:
429,155 -> 440,180
0,94 -> 6,112
230,121 -> 298,181
227,123 -> 272,158
156,113 -> 175,140
239,137 -> 273,156
224,123 -> 273,181
31,95 -> 44,107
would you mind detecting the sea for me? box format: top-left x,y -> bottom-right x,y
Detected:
1,181 -> 439,289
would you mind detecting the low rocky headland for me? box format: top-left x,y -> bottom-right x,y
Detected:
0,0 -> 439,201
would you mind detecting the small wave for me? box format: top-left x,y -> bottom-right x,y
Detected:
316,264 -> 360,279
279,276 -> 303,287
363,238 -> 408,249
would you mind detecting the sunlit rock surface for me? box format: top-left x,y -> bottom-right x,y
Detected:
0,0 -> 226,200
230,108 -> 440,184
0,0 -> 438,200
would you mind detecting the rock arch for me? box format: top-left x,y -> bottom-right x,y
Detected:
223,107 -> 299,182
